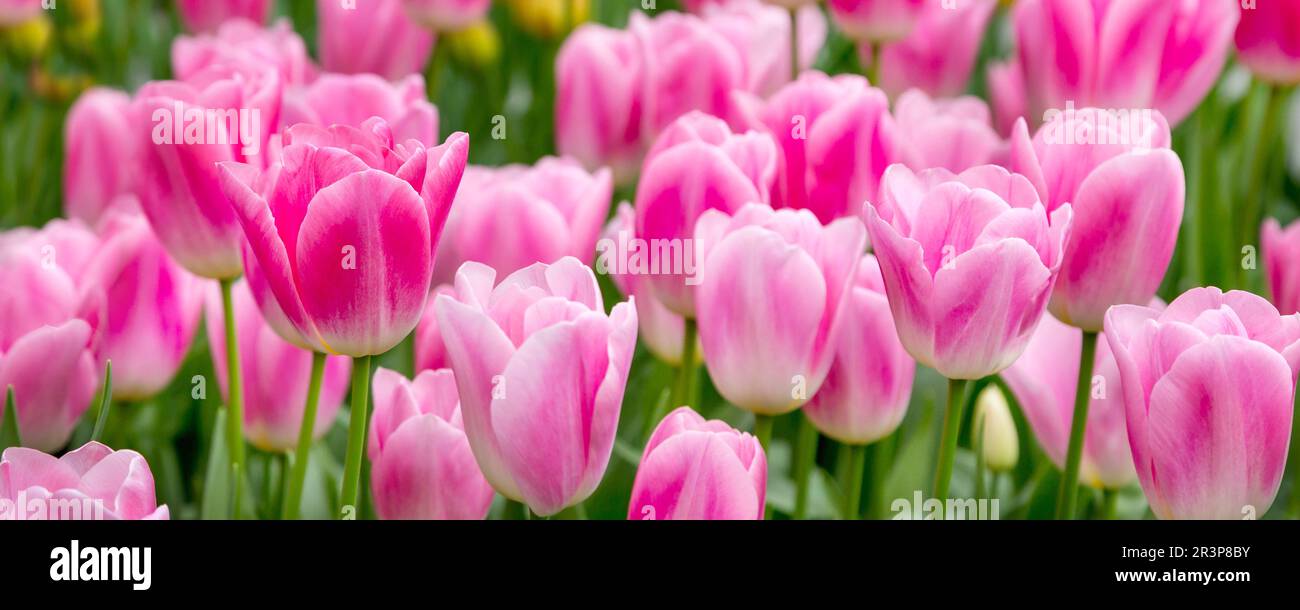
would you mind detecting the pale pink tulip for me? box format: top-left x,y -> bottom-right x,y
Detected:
1263,217 -> 1300,315
630,11 -> 745,140
318,0 -> 435,80
173,18 -> 316,86
555,23 -> 645,183
876,0 -> 996,99
1234,0 -> 1300,85
601,203 -> 689,365
63,88 -> 136,226
987,58 -> 1027,136
0,442 -> 169,520
402,0 -> 490,31
176,0 -> 270,33
0,0 -> 42,26
894,89 -> 1002,174
414,285 -> 456,372
282,73 -> 439,146
827,0 -> 926,43
701,0 -> 827,97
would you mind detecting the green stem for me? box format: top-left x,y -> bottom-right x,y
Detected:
1239,83 -> 1289,289
974,408 -> 987,500
283,351 -> 327,520
752,414 -> 774,452
867,434 -> 895,519
672,320 -> 698,408
788,7 -> 799,82
1057,331 -> 1099,519
426,35 -> 447,103
840,443 -> 867,520
219,278 -> 246,520
1100,488 -> 1118,521
792,413 -> 818,520
866,42 -> 881,85
89,360 -> 113,443
932,378 -> 969,500
339,355 -> 372,519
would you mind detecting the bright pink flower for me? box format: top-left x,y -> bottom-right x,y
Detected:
368,368 -> 493,519
434,258 -> 637,517
0,0 -> 42,26
630,11 -> 745,140
1012,0 -> 1239,127
894,89 -> 1002,174
1009,109 -> 1184,331
1002,312 -> 1139,490
700,0 -> 827,97
601,203 -> 690,365
282,73 -> 439,146
1263,217 -> 1300,315
63,88 -> 136,226
176,0 -> 270,33
827,0 -> 926,43
987,58 -> 1027,136
864,164 -> 1071,379
218,119 -> 468,356
731,71 -> 901,224
204,279 -> 350,451
173,18 -> 316,86
402,0 -> 490,31
0,322 -> 97,454
628,407 -> 766,520
555,23 -> 645,184
1234,0 -> 1300,84
0,442 -> 169,520
318,0 -> 434,81
414,285 -> 456,372
695,204 -> 866,414
633,112 -> 777,317
803,255 -> 915,444
876,0 -> 996,99
1104,288 -> 1300,519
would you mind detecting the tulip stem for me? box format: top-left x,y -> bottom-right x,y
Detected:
933,378 -> 969,501
752,414 -> 774,452
673,320 -> 698,409
1057,331 -> 1098,519
867,434 -> 895,519
283,351 -> 327,520
792,413 -> 818,519
1100,488 -> 1118,521
788,7 -> 799,82
1238,83 -> 1289,288
340,355 -> 372,519
865,42 -> 881,85
219,278 -> 246,520
840,443 -> 867,520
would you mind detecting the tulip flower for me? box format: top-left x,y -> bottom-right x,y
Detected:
628,407 -> 766,520
282,73 -> 439,146
0,442 -> 169,520
986,59 -> 1026,136
402,0 -> 490,31
555,23 -> 645,184
1001,313 -> 1137,491
173,18 -> 316,86
1009,108 -> 1184,332
827,0 -> 926,44
700,0 -> 827,97
1104,288 -> 1300,519
0,0 -> 42,26
368,368 -> 494,519
435,258 -> 637,517
972,386 -> 1019,473
601,203 -> 690,366
504,0 -> 588,39
1263,218 -> 1300,315
317,0 -> 434,81
634,111 -> 776,318
414,286 -> 456,373
176,0 -> 269,33
81,210 -> 204,402
731,71 -> 901,224
1234,0 -> 1300,85
629,11 -> 745,140
204,279 -> 350,452
1011,0 -> 1239,127
894,89 -> 1002,174
875,0 -> 997,99
63,88 -> 136,226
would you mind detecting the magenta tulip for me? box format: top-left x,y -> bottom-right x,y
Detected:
894,89 -> 1002,174
1009,108 -> 1185,331
864,164 -> 1071,379
827,0 -> 925,43
368,368 -> 493,519
695,204 -> 866,414
0,442 -> 169,520
402,0 -> 490,31
217,119 -> 468,356
63,88 -> 136,226
803,255 -> 915,444
630,11 -> 745,140
1263,217 -> 1300,315
318,0 -> 434,81
875,0 -> 996,99
176,0 -> 269,33
434,258 -> 637,517
1012,0 -> 1239,127
204,279 -> 350,451
1234,0 -> 1300,84
555,23 -> 645,183
700,0 -> 827,97
282,73 -> 439,146
173,18 -> 316,86
628,407 -> 766,520
1105,288 -> 1300,519
602,203 -> 690,365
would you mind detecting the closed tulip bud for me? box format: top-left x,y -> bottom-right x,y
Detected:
630,11 -> 745,139
1105,288 -> 1300,519
402,0 -> 490,32
1263,218 -> 1300,315
317,0 -> 433,81
877,0 -> 997,99
629,407 -> 766,520
175,0 -> 270,33
506,0 -> 587,39
173,18 -> 316,86
894,89 -> 1002,174
63,88 -> 136,227
0,442 -> 169,519
696,204 -> 867,415
435,258 -> 637,517
601,203 -> 692,366
827,0 -> 926,44
368,368 -> 494,519
281,73 -> 439,146
445,19 -> 500,69
864,164 -> 1071,379
1234,0 -> 1300,85
972,386 -> 1019,473
0,13 -> 52,63
555,23 -> 645,184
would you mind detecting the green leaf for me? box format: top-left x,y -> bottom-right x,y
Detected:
200,409 -> 231,520
1,385 -> 21,449
90,360 -> 113,443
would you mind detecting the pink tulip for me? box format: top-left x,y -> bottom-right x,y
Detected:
987,59 -> 1027,136
803,255 -> 915,444
630,11 -> 745,140
634,111 -> 777,317
63,88 -> 136,226
0,442 -> 169,520
864,164 -> 1071,379
204,279 -> 351,451
1263,217 -> 1300,315
1234,0 -> 1300,84
1009,108 -> 1185,331
218,119 -> 469,356
0,0 -> 42,26
1002,313 -> 1138,490
731,71 -> 901,224
402,0 -> 490,31
80,210 -> 204,402
876,0 -> 996,99
434,258 -> 637,517
282,73 -> 439,146
555,23 -> 645,184
176,0 -> 270,33
173,18 -> 316,86
700,0 -> 827,98
695,204 -> 866,414
602,203 -> 690,365
827,0 -> 926,43
433,158 -> 612,284
1012,0 -> 1239,127
368,368 -> 493,519
1104,288 -> 1300,519
894,89 -> 1002,174
414,285 -> 456,372
318,0 -> 435,81
0,321 -> 97,454
628,407 -> 766,520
